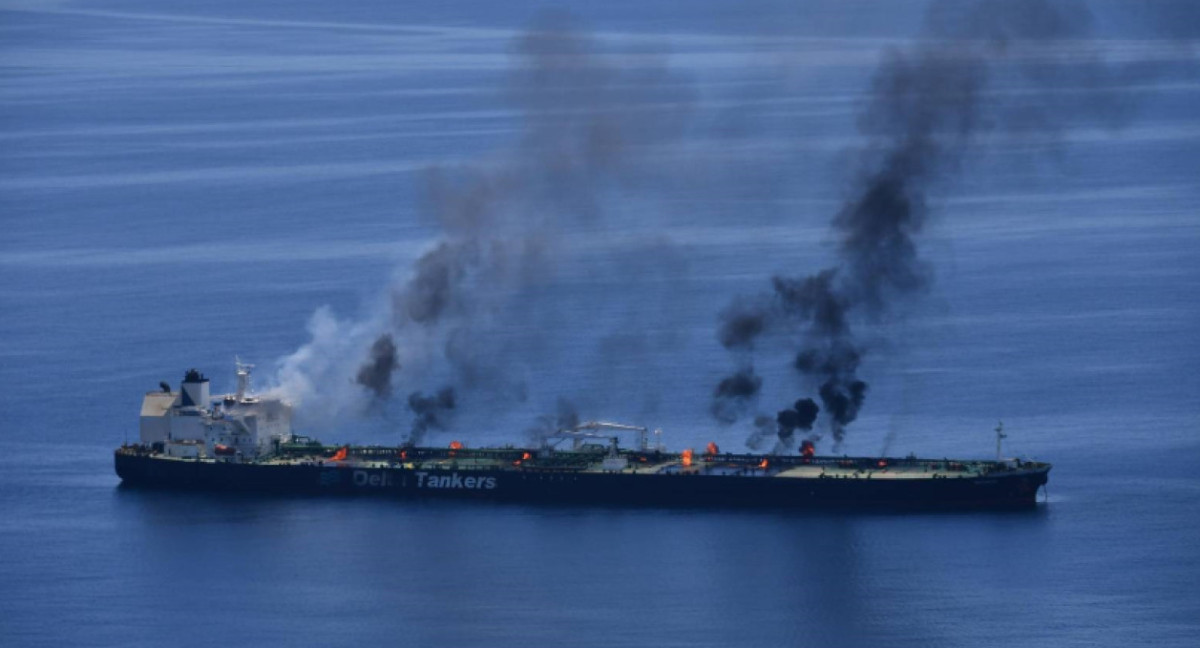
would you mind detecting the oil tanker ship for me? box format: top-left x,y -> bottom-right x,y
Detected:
114,366 -> 1051,510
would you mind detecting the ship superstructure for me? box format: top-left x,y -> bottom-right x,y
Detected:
137,363 -> 292,461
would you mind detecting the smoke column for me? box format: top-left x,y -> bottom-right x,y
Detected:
355,334 -> 399,399
713,0 -> 1131,451
526,397 -> 581,446
407,388 -> 457,441
710,367 -> 763,424
271,15 -> 694,442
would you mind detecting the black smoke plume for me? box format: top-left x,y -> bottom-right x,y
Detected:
526,397 -> 581,446
407,387 -> 456,444
355,334 -> 399,399
717,298 -> 769,350
746,403 -> 816,453
776,398 -> 820,441
714,0 -> 1132,450
745,414 -> 777,452
710,367 -> 762,424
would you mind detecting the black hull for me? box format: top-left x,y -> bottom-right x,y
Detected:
115,452 -> 1049,511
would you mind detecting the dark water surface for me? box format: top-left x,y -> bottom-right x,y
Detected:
2,1 -> 1198,646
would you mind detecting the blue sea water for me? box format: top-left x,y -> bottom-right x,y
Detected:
1,1 -> 1198,646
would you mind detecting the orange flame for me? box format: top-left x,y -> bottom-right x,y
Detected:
329,446 -> 348,462
522,452 -> 532,460
705,441 -> 719,456
800,440 -> 815,458
399,450 -> 408,460
758,458 -> 769,469
449,441 -> 464,450
877,459 -> 888,469
682,449 -> 694,467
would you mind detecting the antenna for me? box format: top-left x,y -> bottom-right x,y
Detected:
995,421 -> 1007,461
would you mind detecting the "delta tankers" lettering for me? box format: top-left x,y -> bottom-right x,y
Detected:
416,472 -> 497,490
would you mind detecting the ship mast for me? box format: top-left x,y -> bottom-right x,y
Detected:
235,357 -> 254,401
995,421 -> 1007,461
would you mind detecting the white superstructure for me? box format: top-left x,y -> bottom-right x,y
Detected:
138,364 -> 293,460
